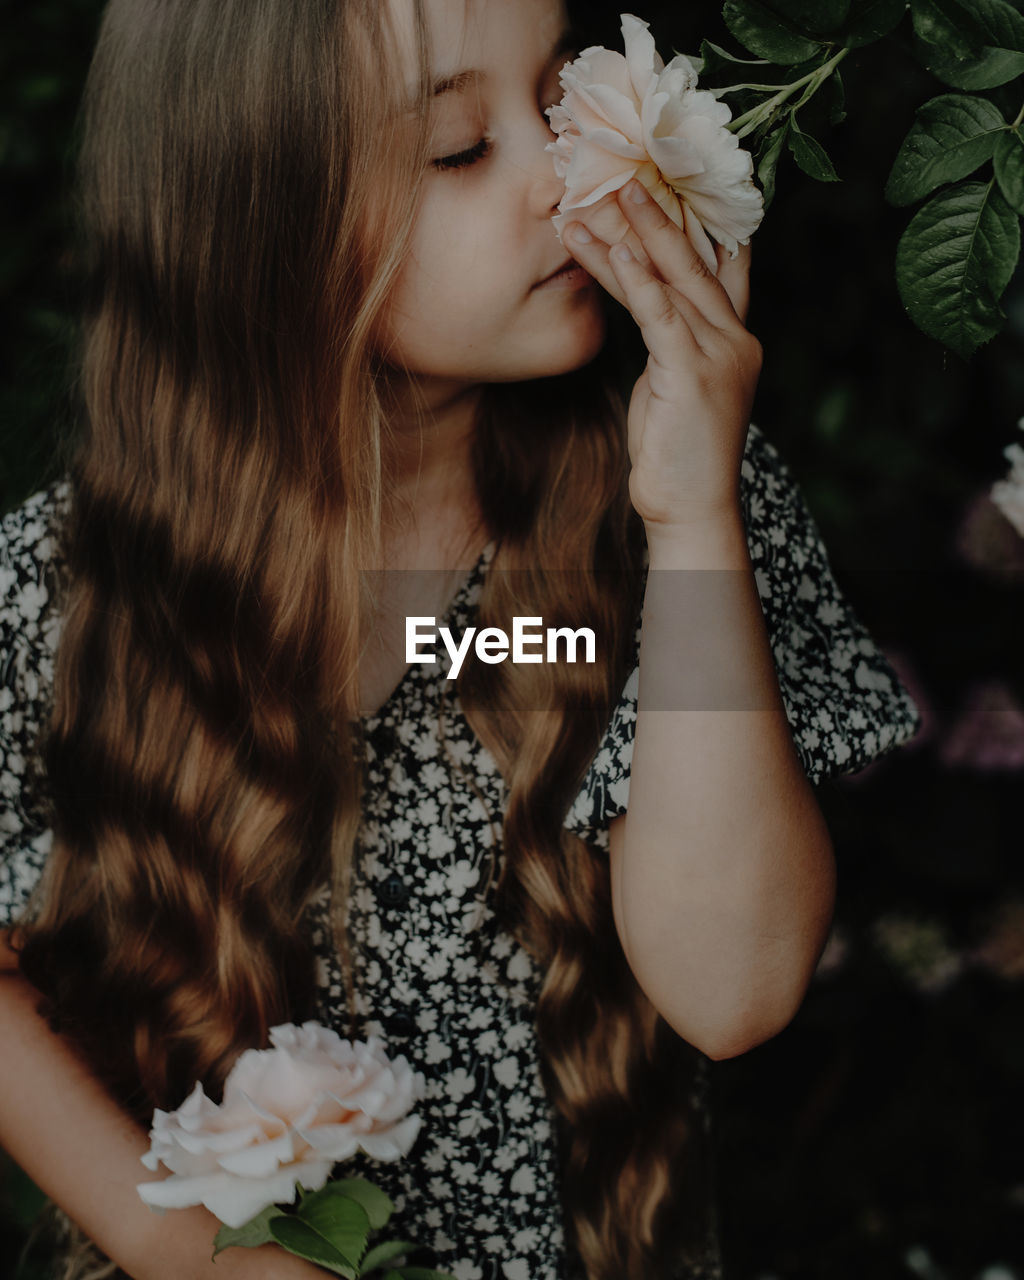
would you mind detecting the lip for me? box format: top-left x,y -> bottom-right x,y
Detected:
533,257 -> 592,290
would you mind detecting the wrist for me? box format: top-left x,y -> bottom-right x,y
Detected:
644,505 -> 749,570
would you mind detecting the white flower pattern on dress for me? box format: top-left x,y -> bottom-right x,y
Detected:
0,422 -> 922,1279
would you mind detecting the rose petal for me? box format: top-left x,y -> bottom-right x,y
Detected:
137,1166 -> 305,1229
217,1128 -> 295,1177
646,176 -> 686,231
659,53 -> 699,95
571,81 -> 643,142
565,47 -> 635,102
560,148 -> 638,210
681,199 -> 721,275
645,129 -> 706,182
356,1114 -> 422,1161
293,1124 -> 363,1160
621,13 -> 663,100
166,1122 -> 265,1158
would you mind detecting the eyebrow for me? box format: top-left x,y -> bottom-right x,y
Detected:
425,25 -> 580,101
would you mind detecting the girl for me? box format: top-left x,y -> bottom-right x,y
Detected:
0,1 -> 922,1278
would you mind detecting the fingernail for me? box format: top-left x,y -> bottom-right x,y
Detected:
626,180 -> 647,204
610,242 -> 633,263
569,223 -> 592,244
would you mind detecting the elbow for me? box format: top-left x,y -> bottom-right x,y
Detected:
696,940 -> 828,1062
643,972 -> 806,1063
699,1002 -> 800,1061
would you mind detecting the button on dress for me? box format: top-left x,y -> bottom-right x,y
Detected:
0,422 -> 923,1280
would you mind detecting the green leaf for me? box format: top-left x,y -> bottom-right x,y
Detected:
269,1216 -> 359,1277
911,0 -> 1024,87
910,0 -> 987,56
295,1192 -> 371,1267
756,121 -> 791,208
694,38 -> 774,78
359,1239 -> 419,1275
788,117 -> 842,181
767,0 -> 852,35
970,0 -> 1024,52
312,1178 -> 395,1231
211,1205 -> 282,1260
994,128 -> 1024,214
894,178 -> 1021,358
824,67 -> 847,125
841,0 -> 909,48
723,0 -> 825,63
919,41 -> 1024,87
884,94 -> 1005,206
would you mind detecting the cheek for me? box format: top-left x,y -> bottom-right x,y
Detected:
387,229 -> 505,340
413,188 -> 505,283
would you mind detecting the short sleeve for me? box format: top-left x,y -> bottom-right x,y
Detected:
563,422 -> 923,849
0,482 -> 69,929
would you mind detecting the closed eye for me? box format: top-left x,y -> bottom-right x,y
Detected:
432,137 -> 493,171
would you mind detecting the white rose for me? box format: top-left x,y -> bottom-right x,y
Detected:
546,12 -> 764,276
991,417 -> 1024,538
136,1022 -> 425,1228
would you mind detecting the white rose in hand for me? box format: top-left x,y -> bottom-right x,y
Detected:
136,1022 -> 425,1229
546,12 -> 764,276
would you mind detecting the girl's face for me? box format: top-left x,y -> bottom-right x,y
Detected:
378,0 -> 605,393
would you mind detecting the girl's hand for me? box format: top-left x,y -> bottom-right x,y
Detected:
563,181 -> 762,535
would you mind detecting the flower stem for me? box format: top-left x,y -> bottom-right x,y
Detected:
725,46 -> 850,140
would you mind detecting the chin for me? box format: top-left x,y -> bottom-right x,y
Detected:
524,313 -> 607,379
550,331 -> 607,377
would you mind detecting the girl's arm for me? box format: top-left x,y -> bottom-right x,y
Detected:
606,513 -> 836,1062
0,959 -> 325,1280
566,184 -> 836,1062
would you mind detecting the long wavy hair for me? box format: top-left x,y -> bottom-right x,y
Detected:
11,1 -> 713,1276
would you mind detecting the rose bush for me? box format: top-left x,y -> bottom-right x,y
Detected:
136,1022 -> 425,1229
545,12 -> 763,275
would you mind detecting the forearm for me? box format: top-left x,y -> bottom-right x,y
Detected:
0,970 -> 322,1280
612,510 -> 836,1059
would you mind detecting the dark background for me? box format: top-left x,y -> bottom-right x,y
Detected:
2,2 -> 1023,1278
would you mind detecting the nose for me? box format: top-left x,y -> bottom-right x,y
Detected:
510,108 -> 567,219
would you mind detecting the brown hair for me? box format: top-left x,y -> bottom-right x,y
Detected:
11,2 -> 709,1276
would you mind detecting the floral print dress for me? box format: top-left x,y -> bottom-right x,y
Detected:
0,422 -> 922,1280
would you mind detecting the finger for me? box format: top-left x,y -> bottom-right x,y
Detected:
562,221 -> 629,308
715,239 -> 752,327
615,180 -> 745,333
568,190 -> 658,274
606,240 -> 706,365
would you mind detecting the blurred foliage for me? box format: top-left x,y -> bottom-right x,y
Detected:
0,0 -> 102,510
2,2 -> 1023,1279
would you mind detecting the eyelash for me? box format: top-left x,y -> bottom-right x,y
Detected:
432,137 -> 493,171
429,61 -> 571,174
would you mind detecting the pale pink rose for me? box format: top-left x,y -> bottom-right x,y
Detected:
990,416 -> 1024,539
953,488 -> 1024,576
546,13 -> 763,276
136,1022 -> 425,1228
